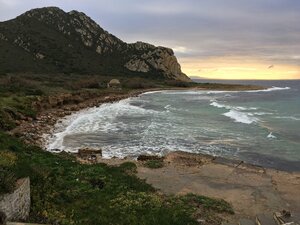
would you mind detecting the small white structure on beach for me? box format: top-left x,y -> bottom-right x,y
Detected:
107,79 -> 121,89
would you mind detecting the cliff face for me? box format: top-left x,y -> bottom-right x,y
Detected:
0,7 -> 191,82
125,42 -> 190,82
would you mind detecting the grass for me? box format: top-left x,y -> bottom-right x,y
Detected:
0,132 -> 235,225
0,73 -> 247,224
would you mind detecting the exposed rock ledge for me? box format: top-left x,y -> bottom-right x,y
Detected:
125,42 -> 191,82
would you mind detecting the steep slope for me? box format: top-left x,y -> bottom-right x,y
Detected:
0,7 -> 190,82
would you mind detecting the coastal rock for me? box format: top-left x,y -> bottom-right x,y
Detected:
78,148 -> 102,163
125,42 -> 191,82
0,7 -> 191,82
124,58 -> 150,73
137,155 -> 164,161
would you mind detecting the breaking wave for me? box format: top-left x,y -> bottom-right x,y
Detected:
46,98 -> 161,153
223,110 -> 259,124
210,101 -> 259,124
245,86 -> 290,93
274,116 -> 300,121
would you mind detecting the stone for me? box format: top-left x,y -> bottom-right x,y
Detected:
125,43 -> 191,82
124,59 -> 150,73
137,155 -> 164,161
0,178 -> 30,221
78,148 -> 102,162
107,79 -> 121,89
0,211 -> 7,225
35,53 -> 45,59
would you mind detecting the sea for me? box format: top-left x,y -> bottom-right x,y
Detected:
47,79 -> 300,171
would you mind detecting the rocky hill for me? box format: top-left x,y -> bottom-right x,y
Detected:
0,7 -> 190,82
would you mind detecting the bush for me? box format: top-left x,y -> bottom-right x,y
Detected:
122,78 -> 156,89
119,162 -> 137,173
181,193 -> 234,214
144,160 -> 164,169
0,168 -> 17,194
67,77 -> 101,90
0,151 -> 17,167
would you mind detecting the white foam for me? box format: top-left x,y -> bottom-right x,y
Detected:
210,101 -> 227,109
143,86 -> 291,97
210,101 -> 257,111
267,132 -> 277,139
140,90 -> 165,95
206,91 -> 232,95
274,116 -> 300,121
46,98 -> 161,152
164,104 -> 171,109
253,112 -> 274,115
163,90 -> 204,95
245,86 -> 290,93
223,110 -> 259,124
210,100 -> 260,124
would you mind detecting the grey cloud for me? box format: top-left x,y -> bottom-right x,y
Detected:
0,0 -> 299,67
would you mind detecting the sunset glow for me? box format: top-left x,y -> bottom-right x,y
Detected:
181,57 -> 300,80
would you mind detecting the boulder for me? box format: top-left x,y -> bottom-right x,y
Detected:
137,155 -> 164,161
78,148 -> 102,162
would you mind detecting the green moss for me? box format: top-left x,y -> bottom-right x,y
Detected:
144,159 -> 164,169
181,193 -> 234,214
0,150 -> 17,167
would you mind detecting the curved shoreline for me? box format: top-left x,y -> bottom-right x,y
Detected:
12,88 -> 155,148
9,86 -> 300,220
12,86 -> 300,171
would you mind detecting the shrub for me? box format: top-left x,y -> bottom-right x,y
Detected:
0,168 -> 17,194
144,160 -> 164,169
122,78 -> 156,89
181,193 -> 234,214
0,150 -> 17,167
119,162 -> 137,173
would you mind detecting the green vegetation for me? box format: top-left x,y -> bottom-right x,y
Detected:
144,159 -> 164,169
0,132 -> 234,224
182,193 -> 234,214
0,70 -> 264,224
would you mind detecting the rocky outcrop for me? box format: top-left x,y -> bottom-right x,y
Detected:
0,178 -> 30,221
0,7 -> 191,82
125,58 -> 150,73
125,42 -> 191,82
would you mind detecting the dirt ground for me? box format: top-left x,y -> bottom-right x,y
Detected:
96,151 -> 300,222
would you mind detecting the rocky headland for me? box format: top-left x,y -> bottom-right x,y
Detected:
0,7 -> 190,82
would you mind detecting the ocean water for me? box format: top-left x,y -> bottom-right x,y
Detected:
47,80 -> 300,171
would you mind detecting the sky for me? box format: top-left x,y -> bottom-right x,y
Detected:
0,0 -> 299,79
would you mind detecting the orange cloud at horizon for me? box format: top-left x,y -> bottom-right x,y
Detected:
180,57 -> 300,80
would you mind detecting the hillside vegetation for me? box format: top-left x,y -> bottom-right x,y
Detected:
0,7 -> 190,82
0,7 -> 267,224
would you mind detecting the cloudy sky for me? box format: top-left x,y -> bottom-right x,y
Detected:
0,0 -> 299,79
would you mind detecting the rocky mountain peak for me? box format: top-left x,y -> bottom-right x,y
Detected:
0,7 -> 191,82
